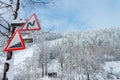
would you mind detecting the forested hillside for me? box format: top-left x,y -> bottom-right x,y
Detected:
0,27 -> 120,80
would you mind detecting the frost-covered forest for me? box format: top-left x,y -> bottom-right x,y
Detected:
1,27 -> 120,80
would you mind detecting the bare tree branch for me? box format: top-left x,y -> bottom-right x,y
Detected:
9,0 -> 14,14
0,17 -> 9,24
14,0 -> 20,20
0,30 -> 9,39
9,0 -> 13,4
0,16 -> 11,30
0,23 -> 9,30
0,5 -> 11,9
0,1 -> 11,6
0,10 -> 10,16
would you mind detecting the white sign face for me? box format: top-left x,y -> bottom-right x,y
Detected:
20,13 -> 41,31
4,30 -> 26,52
8,32 -> 22,48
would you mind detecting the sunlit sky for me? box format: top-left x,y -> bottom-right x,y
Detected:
20,0 -> 120,32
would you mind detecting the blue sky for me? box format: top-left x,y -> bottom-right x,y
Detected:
20,0 -> 120,32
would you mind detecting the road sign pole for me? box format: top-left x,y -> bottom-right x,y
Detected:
3,13 -> 41,80
3,26 -> 16,80
3,52 -> 14,80
6,53 -> 14,80
3,21 -> 27,80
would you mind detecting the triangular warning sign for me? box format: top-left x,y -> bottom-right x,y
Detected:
4,30 -> 26,52
20,13 -> 41,31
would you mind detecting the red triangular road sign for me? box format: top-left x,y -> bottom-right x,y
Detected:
20,13 -> 41,31
4,30 -> 26,52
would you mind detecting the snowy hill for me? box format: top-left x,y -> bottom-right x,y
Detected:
0,27 -> 120,80
103,61 -> 120,74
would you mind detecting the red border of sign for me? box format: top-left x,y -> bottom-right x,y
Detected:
20,13 -> 41,31
4,30 -> 26,52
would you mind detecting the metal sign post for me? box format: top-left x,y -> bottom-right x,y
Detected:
6,52 -> 14,80
2,21 -> 25,80
24,38 -> 33,43
3,13 -> 41,80
3,52 -> 14,80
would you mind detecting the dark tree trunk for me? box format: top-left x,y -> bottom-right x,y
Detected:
87,72 -> 90,80
42,63 -> 44,77
61,59 -> 63,71
14,0 -> 20,20
45,58 -> 47,76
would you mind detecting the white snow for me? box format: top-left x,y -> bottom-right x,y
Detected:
14,45 -> 35,65
49,38 -> 62,47
22,35 -> 29,39
41,76 -> 51,80
47,59 -> 60,73
103,61 -> 120,74
1,28 -> 120,80
11,19 -> 25,24
0,57 -> 5,72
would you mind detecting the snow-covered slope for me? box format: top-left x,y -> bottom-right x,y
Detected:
1,28 -> 120,80
14,45 -> 35,65
103,61 -> 120,74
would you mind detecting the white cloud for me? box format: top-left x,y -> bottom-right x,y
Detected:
19,0 -> 120,32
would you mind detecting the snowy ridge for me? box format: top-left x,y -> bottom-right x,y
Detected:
1,27 -> 120,80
